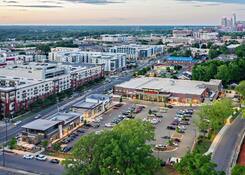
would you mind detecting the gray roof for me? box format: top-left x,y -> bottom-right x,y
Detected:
115,77 -> 221,96
22,119 -> 61,131
73,101 -> 101,109
47,112 -> 80,125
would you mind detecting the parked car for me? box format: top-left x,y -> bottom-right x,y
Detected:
105,123 -> 115,128
162,136 -> 171,139
178,125 -> 187,130
77,129 -> 85,133
23,154 -> 33,160
171,121 -> 179,126
93,124 -> 100,128
62,146 -> 72,153
50,159 -> 60,164
167,126 -> 176,130
35,155 -> 47,161
155,144 -> 167,151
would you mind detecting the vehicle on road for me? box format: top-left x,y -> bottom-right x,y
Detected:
23,154 -> 34,159
35,154 -> 47,161
50,159 -> 60,164
34,114 -> 41,119
14,121 -> 22,126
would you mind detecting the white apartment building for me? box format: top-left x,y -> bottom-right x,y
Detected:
49,50 -> 126,73
162,36 -> 196,45
109,44 -> 164,60
101,34 -> 135,43
172,30 -> 193,38
194,31 -> 219,41
0,62 -> 104,118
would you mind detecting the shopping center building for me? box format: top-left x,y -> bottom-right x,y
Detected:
113,77 -> 222,105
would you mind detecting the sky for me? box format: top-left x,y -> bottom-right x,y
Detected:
0,0 -> 245,25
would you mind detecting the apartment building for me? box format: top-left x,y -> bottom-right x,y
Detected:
101,34 -> 135,43
49,50 -> 126,73
0,62 -> 104,118
109,44 -> 164,60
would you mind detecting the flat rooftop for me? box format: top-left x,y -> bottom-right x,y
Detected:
86,94 -> 110,101
115,77 -> 221,95
73,101 -> 101,109
22,119 -> 61,131
47,112 -> 80,125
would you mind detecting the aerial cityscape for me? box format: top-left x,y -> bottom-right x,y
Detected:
0,0 -> 245,175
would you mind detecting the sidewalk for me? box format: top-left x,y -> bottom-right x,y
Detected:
0,166 -> 39,175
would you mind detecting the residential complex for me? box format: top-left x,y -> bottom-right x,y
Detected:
109,44 -> 164,60
101,34 -> 135,43
48,49 -> 126,73
114,77 -> 222,105
0,62 -> 104,118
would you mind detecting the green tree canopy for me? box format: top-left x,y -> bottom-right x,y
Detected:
63,119 -> 160,175
236,81 -> 245,98
197,98 -> 233,133
235,44 -> 245,58
175,152 -> 225,175
232,165 -> 245,175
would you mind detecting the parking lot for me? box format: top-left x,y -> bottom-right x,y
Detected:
133,102 -> 199,161
58,100 -> 199,162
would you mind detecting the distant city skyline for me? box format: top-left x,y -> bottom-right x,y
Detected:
0,0 -> 245,25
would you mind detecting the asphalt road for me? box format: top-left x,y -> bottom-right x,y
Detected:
212,116 -> 245,174
0,152 -> 64,175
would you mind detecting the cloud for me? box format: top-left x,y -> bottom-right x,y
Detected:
177,0 -> 245,4
6,4 -> 63,8
60,0 -> 124,4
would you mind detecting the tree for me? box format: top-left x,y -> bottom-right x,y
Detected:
215,64 -> 230,85
175,152 -> 225,175
119,96 -> 123,103
52,143 -> 61,152
232,165 -> 245,175
8,137 -> 17,150
235,44 -> 245,58
148,109 -> 152,115
198,98 -> 233,133
63,119 -> 160,175
36,44 -> 51,55
236,81 -> 245,98
41,140 -> 49,150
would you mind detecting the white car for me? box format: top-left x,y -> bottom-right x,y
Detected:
35,154 -> 47,161
178,125 -> 187,130
23,154 -> 33,159
172,142 -> 178,147
34,114 -> 41,119
105,123 -> 115,128
14,121 -> 22,126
